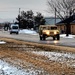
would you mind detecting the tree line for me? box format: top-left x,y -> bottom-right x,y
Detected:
3,10 -> 45,31
16,10 -> 45,30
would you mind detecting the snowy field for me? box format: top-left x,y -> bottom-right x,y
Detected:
32,51 -> 75,68
0,60 -> 47,75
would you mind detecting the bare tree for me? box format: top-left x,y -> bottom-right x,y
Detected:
47,0 -> 75,36
47,0 -> 75,20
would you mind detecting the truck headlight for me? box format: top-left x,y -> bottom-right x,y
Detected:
54,31 -> 57,34
46,31 -> 50,35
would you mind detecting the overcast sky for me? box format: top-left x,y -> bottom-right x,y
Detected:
0,0 -> 51,19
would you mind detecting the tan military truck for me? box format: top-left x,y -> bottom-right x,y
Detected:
39,25 -> 60,40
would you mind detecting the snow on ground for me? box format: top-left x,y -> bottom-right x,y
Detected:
0,41 -> 6,44
60,34 -> 75,38
19,29 -> 38,35
0,60 -> 29,75
32,51 -> 75,68
0,60 -> 47,75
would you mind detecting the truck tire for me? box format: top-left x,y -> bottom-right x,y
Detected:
16,32 -> 19,34
40,36 -> 42,40
53,37 -> 55,40
10,32 -> 12,34
57,34 -> 60,40
42,35 -> 46,40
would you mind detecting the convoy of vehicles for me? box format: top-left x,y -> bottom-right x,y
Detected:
39,25 -> 60,40
9,24 -> 60,41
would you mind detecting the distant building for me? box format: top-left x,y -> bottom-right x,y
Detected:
56,20 -> 75,34
45,17 -> 61,25
56,14 -> 75,34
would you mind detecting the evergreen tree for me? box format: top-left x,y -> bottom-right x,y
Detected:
16,10 -> 45,30
34,12 -> 45,28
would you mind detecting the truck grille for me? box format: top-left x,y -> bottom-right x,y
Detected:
50,32 -> 54,34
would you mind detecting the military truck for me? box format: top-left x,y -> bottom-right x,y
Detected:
39,25 -> 60,40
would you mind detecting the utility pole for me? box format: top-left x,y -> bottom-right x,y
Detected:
19,8 -> 21,16
19,8 -> 21,28
55,8 -> 56,24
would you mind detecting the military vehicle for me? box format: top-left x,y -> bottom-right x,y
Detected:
39,25 -> 60,40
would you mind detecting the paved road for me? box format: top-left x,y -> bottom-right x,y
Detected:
0,30 -> 75,48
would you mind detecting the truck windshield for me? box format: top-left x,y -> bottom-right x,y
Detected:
51,27 -> 57,30
12,26 -> 18,29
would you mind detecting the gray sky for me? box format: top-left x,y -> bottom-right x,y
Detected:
0,0 -> 50,19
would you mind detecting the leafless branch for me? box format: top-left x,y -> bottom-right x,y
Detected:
47,0 -> 75,20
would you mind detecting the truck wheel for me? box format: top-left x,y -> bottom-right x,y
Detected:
42,35 -> 46,40
57,34 -> 60,40
53,37 -> 55,40
16,32 -> 19,34
40,36 -> 42,40
10,32 -> 12,34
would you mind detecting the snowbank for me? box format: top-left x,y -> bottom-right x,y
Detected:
19,29 -> 38,35
0,60 -> 45,75
60,34 -> 75,38
0,41 -> 6,44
